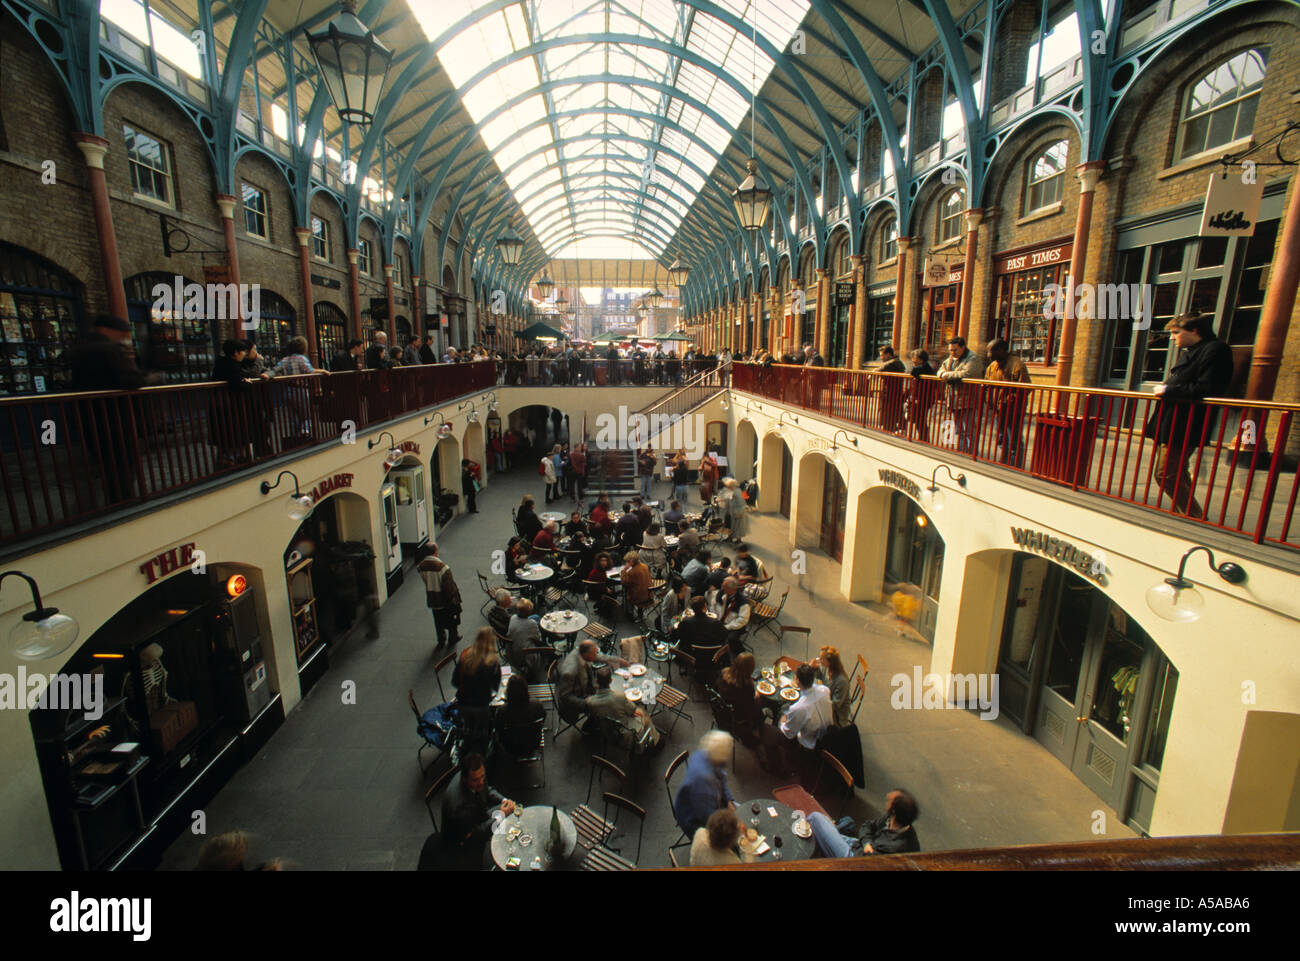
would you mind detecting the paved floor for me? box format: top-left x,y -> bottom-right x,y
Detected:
161,442 -> 1135,871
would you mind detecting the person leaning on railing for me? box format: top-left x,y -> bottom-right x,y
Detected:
983,339 -> 1033,468
1142,313 -> 1234,519
936,337 -> 988,454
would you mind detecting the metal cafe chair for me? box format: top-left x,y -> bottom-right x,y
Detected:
780,625 -> 812,663
433,649 -> 457,704
572,755 -> 627,852
848,673 -> 867,726
495,716 -> 546,790
422,762 -> 459,831
579,793 -> 644,870
664,750 -> 692,851
408,688 -> 448,775
849,653 -> 870,686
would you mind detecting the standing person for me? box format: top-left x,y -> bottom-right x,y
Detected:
804,345 -> 826,367
69,314 -> 163,503
402,335 -> 423,367
698,454 -> 717,505
419,333 -> 438,364
331,338 -> 363,372
808,789 -> 920,858
516,494 -> 542,543
672,454 -> 691,505
936,336 -> 988,454
417,543 -> 462,649
240,341 -> 270,378
984,338 -> 1033,467
461,458 -> 480,513
364,331 -> 393,369
719,477 -> 747,542
210,339 -> 254,467
905,348 -> 937,442
875,346 -> 907,433
569,444 -> 587,502
452,628 -> 503,709
488,432 -> 504,473
672,731 -> 736,836
503,429 -> 519,469
776,664 -> 833,778
637,447 -> 657,499
717,347 -> 732,387
541,448 -> 558,504
1142,314 -> 1234,518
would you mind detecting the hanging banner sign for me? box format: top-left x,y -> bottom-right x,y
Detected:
923,254 -> 964,286
1199,172 -> 1265,237
834,282 -> 855,306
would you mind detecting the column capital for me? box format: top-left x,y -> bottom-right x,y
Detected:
294,226 -> 311,246
214,194 -> 237,219
73,133 -> 110,169
815,266 -> 829,279
412,274 -> 421,284
346,248 -> 359,265
1076,161 -> 1106,193
897,235 -> 917,253
964,208 -> 985,231
383,263 -> 394,278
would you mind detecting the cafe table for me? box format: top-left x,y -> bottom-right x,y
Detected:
610,663 -> 664,702
490,805 -> 578,871
539,609 -> 588,648
540,511 -> 568,525
514,563 -> 554,605
735,797 -> 816,862
754,663 -> 802,718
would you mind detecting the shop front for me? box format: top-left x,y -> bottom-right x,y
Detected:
819,460 -> 848,560
30,558 -> 282,870
995,550 -> 1176,833
828,281 -> 854,367
282,482 -> 375,695
0,242 -> 85,395
990,238 -> 1073,367
778,442 -> 793,518
861,283 -> 896,363
125,271 -> 217,383
920,264 -> 964,358
883,490 -> 944,642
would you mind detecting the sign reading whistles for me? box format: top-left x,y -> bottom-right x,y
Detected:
309,472 -> 355,503
878,469 -> 920,499
1010,528 -> 1105,583
141,542 -> 197,584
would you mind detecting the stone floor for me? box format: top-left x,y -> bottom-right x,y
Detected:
160,443 -> 1135,871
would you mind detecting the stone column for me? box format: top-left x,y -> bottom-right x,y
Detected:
73,134 -> 129,321
1057,162 -> 1105,386
383,263 -> 397,345
346,248 -> 363,340
294,227 -> 317,364
214,193 -> 244,339
815,267 -> 831,359
850,254 -> 868,369
957,208 -> 983,341
411,273 -> 421,338
894,236 -> 917,351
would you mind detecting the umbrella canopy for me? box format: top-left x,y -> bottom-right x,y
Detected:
518,321 -> 566,341
659,331 -> 692,341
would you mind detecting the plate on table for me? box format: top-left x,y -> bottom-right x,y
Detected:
780,687 -> 800,702
515,568 -> 528,576
756,680 -> 776,696
792,819 -> 813,839
615,668 -> 632,678
629,664 -> 647,676
625,687 -> 643,701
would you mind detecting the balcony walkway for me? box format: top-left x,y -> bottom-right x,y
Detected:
157,460 -> 1134,871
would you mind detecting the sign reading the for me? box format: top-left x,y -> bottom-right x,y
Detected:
141,542 -> 197,584
878,469 -> 920,499
309,472 -> 355,504
1199,172 -> 1264,237
834,282 -> 855,306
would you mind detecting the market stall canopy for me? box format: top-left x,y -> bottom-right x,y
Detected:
518,321 -> 567,341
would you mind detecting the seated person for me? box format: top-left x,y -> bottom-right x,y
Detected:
733,543 -> 760,582
504,537 -> 530,583
812,645 -> 851,727
690,808 -> 756,867
808,790 -> 921,858
776,664 -> 833,772
714,652 -> 763,745
585,552 -> 619,622
441,753 -> 515,868
555,639 -> 627,726
659,576 -> 690,629
494,674 -> 546,756
589,498 -> 612,537
565,531 -> 595,578
662,500 -> 684,534
639,522 -> 667,570
671,595 -> 728,671
621,550 -> 652,609
506,599 -> 544,680
681,549 -> 712,597
675,523 -> 701,556
705,556 -> 731,593
672,731 -> 736,836
586,666 -> 661,754
562,511 -> 588,538
530,521 -> 558,561
707,577 -> 752,656
487,588 -> 516,637
615,505 -> 642,550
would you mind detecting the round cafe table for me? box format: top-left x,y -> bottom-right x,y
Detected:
736,798 -> 816,862
490,805 -> 578,871
539,609 -> 588,642
664,535 -> 679,548
540,511 -> 568,525
611,663 -> 664,701
515,564 -> 554,583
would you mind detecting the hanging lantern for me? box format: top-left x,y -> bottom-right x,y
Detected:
647,287 -> 664,309
668,254 -> 691,287
307,0 -> 394,127
536,273 -> 555,298
496,223 -> 524,266
732,158 -> 773,231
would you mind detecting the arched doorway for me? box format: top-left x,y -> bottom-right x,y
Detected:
463,420 -> 486,480
313,302 -> 349,364
735,420 -> 758,483
758,432 -> 793,518
125,271 -> 214,383
29,560 -> 277,869
283,490 -> 374,693
0,242 -> 86,394
251,289 -> 296,357
385,452 -> 431,554
852,486 -> 944,642
989,551 -> 1177,831
431,434 -> 461,523
794,452 -> 848,561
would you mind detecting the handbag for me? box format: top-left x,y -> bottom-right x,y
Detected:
472,478 -> 481,492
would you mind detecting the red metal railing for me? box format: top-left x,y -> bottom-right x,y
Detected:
733,363 -> 1298,551
0,362 -> 495,548
498,357 -> 720,386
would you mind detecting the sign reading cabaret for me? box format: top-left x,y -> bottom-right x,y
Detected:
878,468 -> 920,499
1010,528 -> 1105,583
309,473 -> 354,503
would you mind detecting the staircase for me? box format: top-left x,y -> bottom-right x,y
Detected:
588,448 -> 639,500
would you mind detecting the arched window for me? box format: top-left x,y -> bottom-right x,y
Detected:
252,290 -> 296,357
1176,49 -> 1268,162
125,271 -> 214,383
832,234 -> 852,278
1024,140 -> 1068,214
938,188 -> 966,243
314,302 -> 349,363
880,216 -> 899,262
0,243 -> 85,394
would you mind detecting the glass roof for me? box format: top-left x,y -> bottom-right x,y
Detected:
408,0 -> 810,258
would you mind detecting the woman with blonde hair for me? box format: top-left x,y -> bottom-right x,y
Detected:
813,645 -> 851,727
452,627 -> 502,708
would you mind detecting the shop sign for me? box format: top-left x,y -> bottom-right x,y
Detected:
994,240 -> 1072,275
1010,527 -> 1105,584
922,254 -> 962,287
878,468 -> 920,499
396,440 -> 420,455
310,274 -> 342,290
869,284 -> 897,298
834,282 -> 855,306
1199,172 -> 1264,237
806,437 -> 832,452
140,542 -> 197,584
309,472 -> 355,504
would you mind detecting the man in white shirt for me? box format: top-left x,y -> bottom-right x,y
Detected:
779,664 -> 833,757
707,577 -> 751,656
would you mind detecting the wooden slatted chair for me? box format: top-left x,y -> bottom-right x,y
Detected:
848,673 -> 867,726
580,793 -> 644,870
433,650 -> 457,704
849,654 -> 870,686
741,575 -> 773,603
668,849 -> 681,868
664,750 -> 692,851
571,756 -> 626,851
749,588 -> 789,642
649,680 -> 691,736
422,763 -> 459,830
812,749 -> 855,819
582,620 -> 616,655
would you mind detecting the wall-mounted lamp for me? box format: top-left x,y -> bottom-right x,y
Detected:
481,392 -> 499,413
260,470 -> 314,521
1146,546 -> 1247,623
457,401 -> 479,423
779,410 -> 799,428
926,464 -> 967,512
1,571 -> 79,661
368,430 -> 402,468
745,401 -> 764,415
831,429 -> 858,450
424,410 -> 454,437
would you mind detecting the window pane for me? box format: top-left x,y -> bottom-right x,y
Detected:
1142,662 -> 1178,770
